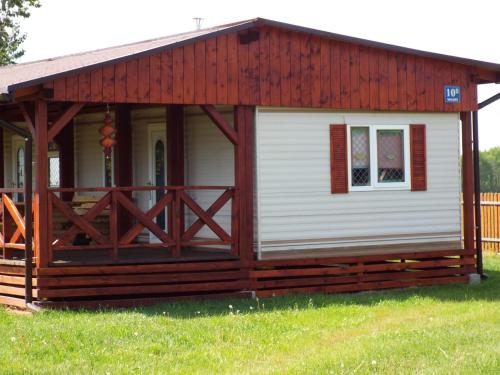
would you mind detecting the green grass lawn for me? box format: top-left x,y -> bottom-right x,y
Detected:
0,256 -> 499,375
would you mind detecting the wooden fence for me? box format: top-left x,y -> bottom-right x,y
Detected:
463,193 -> 500,253
478,193 -> 500,252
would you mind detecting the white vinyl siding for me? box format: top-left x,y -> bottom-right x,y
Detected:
255,108 -> 461,256
184,106 -> 234,237
74,113 -> 106,189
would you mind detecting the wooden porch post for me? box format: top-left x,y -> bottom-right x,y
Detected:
113,104 -> 133,236
0,128 -> 4,188
34,99 -> 49,267
234,105 -> 255,264
166,105 -> 185,237
461,111 -> 474,251
54,120 -> 74,201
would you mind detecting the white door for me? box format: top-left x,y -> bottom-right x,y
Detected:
11,136 -> 25,201
148,124 -> 167,242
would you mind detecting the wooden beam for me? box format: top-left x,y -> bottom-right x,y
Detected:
113,104 -> 133,236
167,105 -> 185,236
54,120 -> 74,201
200,105 -> 238,145
472,68 -> 500,84
234,105 -> 255,263
18,102 -> 36,136
47,103 -> 85,142
12,85 -> 53,102
34,99 -> 49,267
461,111 -> 474,251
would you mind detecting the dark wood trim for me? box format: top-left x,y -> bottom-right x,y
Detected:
54,120 -> 74,201
461,111 -> 474,251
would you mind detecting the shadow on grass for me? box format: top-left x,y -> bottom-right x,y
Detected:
73,264 -> 500,319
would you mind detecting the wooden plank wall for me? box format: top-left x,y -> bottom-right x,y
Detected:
45,26 -> 477,112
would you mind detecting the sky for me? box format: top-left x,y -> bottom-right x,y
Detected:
17,0 -> 500,150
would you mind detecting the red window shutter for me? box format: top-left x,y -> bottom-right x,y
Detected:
330,124 -> 348,193
410,124 -> 427,191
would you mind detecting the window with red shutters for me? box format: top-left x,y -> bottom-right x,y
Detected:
330,124 -> 348,193
410,124 -> 427,191
330,123 -> 427,193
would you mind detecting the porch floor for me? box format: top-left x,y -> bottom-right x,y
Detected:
4,247 -> 237,266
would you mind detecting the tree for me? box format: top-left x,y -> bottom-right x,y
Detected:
480,147 -> 500,192
0,0 -> 40,65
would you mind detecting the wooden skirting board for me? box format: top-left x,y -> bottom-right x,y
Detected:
0,262 -> 35,309
0,249 -> 475,309
251,249 -> 475,297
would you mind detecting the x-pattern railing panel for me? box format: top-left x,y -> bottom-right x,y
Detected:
0,193 -> 34,249
46,186 -> 237,262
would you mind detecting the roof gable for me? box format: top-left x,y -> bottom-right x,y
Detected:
2,17 -> 500,96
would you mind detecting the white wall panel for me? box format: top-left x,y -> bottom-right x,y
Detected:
255,109 -> 461,254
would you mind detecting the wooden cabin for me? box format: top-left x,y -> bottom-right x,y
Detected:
0,18 -> 498,308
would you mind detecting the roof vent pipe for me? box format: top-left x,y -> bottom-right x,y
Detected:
193,17 -> 203,30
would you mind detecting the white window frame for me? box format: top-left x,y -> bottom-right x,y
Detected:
347,124 -> 411,191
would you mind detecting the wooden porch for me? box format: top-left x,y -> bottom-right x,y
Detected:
3,101 -> 255,267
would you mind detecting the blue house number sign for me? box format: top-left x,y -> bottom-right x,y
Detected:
444,85 -> 461,103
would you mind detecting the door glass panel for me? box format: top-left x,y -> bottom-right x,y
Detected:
49,157 -> 60,187
16,147 -> 25,201
154,140 -> 166,230
104,155 -> 113,187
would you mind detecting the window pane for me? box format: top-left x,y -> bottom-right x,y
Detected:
377,129 -> 404,182
351,127 -> 370,186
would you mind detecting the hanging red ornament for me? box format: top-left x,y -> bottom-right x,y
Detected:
99,105 -> 117,158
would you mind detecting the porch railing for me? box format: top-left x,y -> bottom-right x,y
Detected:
0,188 -> 33,259
47,185 -> 238,263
